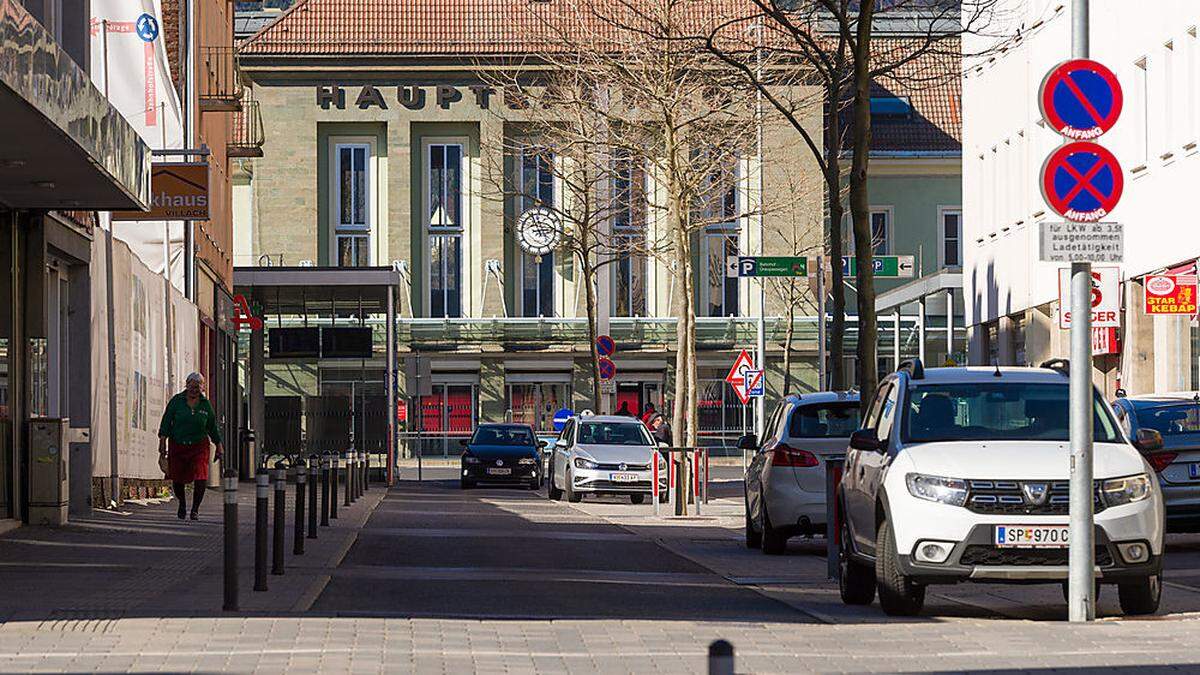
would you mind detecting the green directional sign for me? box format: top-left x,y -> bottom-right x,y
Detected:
726,256 -> 808,278
842,255 -> 916,279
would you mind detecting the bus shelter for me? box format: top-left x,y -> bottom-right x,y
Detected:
234,266 -> 400,484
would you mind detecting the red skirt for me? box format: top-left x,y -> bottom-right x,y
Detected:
168,439 -> 211,482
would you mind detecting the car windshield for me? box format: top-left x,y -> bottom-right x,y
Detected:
471,426 -> 534,446
789,402 -> 861,438
1134,402 -> 1200,437
577,421 -> 651,446
902,382 -> 1121,443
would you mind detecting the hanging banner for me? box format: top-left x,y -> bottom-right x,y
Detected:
1091,327 -> 1120,356
1144,274 -> 1199,315
1058,266 -> 1120,329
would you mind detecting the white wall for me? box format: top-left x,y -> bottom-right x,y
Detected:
964,1 -> 1200,327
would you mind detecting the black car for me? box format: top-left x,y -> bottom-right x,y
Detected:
460,423 -> 545,489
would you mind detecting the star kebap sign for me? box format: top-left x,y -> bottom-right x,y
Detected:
1145,274 -> 1199,315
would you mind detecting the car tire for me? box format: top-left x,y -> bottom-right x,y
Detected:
745,494 -> 762,549
566,471 -> 582,503
760,507 -> 788,555
839,518 -> 876,606
1118,574 -> 1162,616
875,518 -> 925,616
630,494 -> 645,505
460,479 -> 474,490
547,471 -> 563,501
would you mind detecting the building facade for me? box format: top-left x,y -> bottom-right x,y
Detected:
964,1 -> 1200,396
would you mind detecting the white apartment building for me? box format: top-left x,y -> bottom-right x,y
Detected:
963,0 -> 1200,395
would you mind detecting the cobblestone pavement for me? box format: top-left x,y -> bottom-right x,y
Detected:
0,472 -> 1199,673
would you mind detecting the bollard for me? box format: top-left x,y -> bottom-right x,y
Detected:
343,451 -> 352,508
360,451 -> 368,498
307,456 -> 318,539
826,458 -> 845,581
271,464 -> 286,575
330,453 -> 339,519
254,468 -> 269,592
708,639 -> 734,675
363,451 -> 370,492
652,448 -> 660,517
357,451 -> 365,500
347,450 -> 357,505
223,469 -> 239,611
320,453 -> 330,527
293,461 -> 306,556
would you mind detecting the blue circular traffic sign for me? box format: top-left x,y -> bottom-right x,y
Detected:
595,334 -> 615,357
552,407 -> 574,432
1040,59 -> 1122,140
135,13 -> 159,42
598,357 -> 616,381
1041,142 -> 1123,222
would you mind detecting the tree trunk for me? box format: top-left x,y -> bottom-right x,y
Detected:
581,252 -> 602,411
849,3 -> 877,409
824,86 -> 848,391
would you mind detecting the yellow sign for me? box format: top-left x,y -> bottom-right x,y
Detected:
112,162 -> 209,220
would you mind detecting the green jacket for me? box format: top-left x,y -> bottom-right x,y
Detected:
158,393 -> 222,445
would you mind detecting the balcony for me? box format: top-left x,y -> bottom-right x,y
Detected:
228,95 -> 264,158
199,47 -> 243,112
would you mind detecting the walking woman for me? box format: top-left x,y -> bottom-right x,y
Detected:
158,372 -> 224,520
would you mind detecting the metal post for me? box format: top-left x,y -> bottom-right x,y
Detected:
946,289 -> 954,363
330,454 -> 340,519
254,469 -> 269,592
343,451 -> 352,508
222,470 -> 238,611
293,461 -> 306,556
307,458 -> 318,539
320,453 -> 330,527
817,255 -> 827,389
271,465 -> 285,575
652,448 -> 660,516
360,451 -> 368,497
348,450 -> 357,503
755,280 -> 766,440
893,309 -> 901,368
918,297 -> 927,363
708,640 -> 734,675
1067,0 -> 1095,624
703,449 -> 710,505
364,451 -> 371,492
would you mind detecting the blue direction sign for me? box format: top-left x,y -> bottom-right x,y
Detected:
1040,59 -> 1122,140
598,357 -> 617,381
595,334 -> 615,357
1041,142 -> 1123,222
135,13 -> 159,42
552,407 -> 574,432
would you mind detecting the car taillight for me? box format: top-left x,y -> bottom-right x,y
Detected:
770,444 -> 819,468
1145,451 -> 1177,473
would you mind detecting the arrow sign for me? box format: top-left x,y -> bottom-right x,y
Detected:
842,255 -> 916,279
726,256 -> 808,278
1040,59 -> 1122,140
1041,141 -> 1123,222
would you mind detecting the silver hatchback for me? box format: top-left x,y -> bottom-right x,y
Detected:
1112,392 -> 1200,532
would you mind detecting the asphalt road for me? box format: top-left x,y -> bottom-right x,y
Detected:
312,476 -> 812,623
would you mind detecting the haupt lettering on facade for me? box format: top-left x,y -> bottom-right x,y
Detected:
316,84 -> 498,110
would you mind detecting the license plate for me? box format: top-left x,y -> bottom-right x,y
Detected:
486,468 -> 512,476
610,472 -> 639,483
995,525 -> 1069,548
1190,463 -> 1200,479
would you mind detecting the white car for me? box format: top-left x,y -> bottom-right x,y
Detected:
742,391 -> 860,554
838,360 -> 1165,616
547,415 -> 666,504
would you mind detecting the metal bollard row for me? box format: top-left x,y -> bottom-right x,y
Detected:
320,453 -> 331,527
272,464 -> 286,575
307,456 -> 318,539
343,450 -> 352,508
223,470 -> 239,611
254,469 -> 269,592
330,453 -> 339,519
293,460 -> 306,556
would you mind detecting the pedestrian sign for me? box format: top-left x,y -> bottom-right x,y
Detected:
842,255 -> 915,279
725,256 -> 808,278
724,350 -> 758,405
1041,142 -> 1123,222
1040,59 -> 1122,141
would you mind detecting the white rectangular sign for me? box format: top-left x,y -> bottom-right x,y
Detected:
1039,222 -> 1124,263
1058,266 -> 1120,329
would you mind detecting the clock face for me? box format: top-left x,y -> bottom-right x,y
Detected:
517,207 -> 562,255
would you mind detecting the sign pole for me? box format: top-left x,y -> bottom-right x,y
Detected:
1067,0 -> 1096,624
817,256 -> 827,389
755,278 -> 766,439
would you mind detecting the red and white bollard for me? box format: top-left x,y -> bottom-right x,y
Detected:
651,449 -> 660,516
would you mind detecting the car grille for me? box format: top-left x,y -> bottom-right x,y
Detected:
594,462 -> 650,471
965,480 -> 1106,515
959,545 -> 1113,567
585,479 -> 652,490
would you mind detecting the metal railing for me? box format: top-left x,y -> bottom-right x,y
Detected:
200,47 -> 244,112
228,96 -> 264,158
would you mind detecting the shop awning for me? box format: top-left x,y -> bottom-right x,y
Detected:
234,266 -> 401,315
0,0 -> 150,210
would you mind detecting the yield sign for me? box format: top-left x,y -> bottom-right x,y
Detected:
1039,59 -> 1123,140
724,349 -> 757,405
1040,142 -> 1123,222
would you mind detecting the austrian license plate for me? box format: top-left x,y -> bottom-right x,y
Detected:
994,525 -> 1069,548
486,468 -> 512,476
1189,463 -> 1200,479
610,472 -> 639,483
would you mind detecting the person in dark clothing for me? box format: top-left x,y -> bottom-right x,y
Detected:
616,401 -> 633,417
649,413 -> 673,447
158,372 -> 224,520
640,402 -> 657,424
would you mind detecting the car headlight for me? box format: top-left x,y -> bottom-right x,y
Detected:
905,473 -> 968,507
462,454 -> 480,464
1101,473 -> 1152,507
519,457 -> 536,465
574,457 -> 598,470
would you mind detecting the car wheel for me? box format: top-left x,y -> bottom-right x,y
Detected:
529,474 -> 541,490
566,471 -> 582,503
875,518 -> 925,616
744,494 -> 762,549
548,469 -> 563,501
760,506 -> 788,555
460,479 -> 474,490
1118,574 -> 1161,616
630,494 -> 645,505
839,518 -> 876,605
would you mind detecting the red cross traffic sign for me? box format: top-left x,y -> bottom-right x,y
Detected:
1040,59 -> 1123,140
598,357 -> 617,381
724,349 -> 757,405
1040,142 -> 1123,222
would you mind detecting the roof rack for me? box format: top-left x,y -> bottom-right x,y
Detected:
1039,358 -> 1069,375
897,358 -> 925,380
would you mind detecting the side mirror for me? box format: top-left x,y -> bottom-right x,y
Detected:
849,429 -> 884,453
1133,428 -> 1164,453
458,438 -> 470,448
736,433 -> 757,451
539,440 -> 549,448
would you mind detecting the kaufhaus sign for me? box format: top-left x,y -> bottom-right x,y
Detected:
316,84 -> 504,111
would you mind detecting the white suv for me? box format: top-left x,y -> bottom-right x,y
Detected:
547,415 -> 666,504
838,360 -> 1165,616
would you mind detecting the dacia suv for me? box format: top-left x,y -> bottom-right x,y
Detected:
837,360 -> 1165,616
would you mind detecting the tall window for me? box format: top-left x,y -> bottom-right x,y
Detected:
335,143 -> 370,267
519,147 -> 555,317
940,208 -> 962,267
428,143 -> 463,317
696,150 -> 739,318
613,150 -> 647,317
1133,57 -> 1149,168
845,209 -> 891,256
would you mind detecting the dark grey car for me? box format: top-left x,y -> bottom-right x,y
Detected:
1112,393 -> 1200,532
